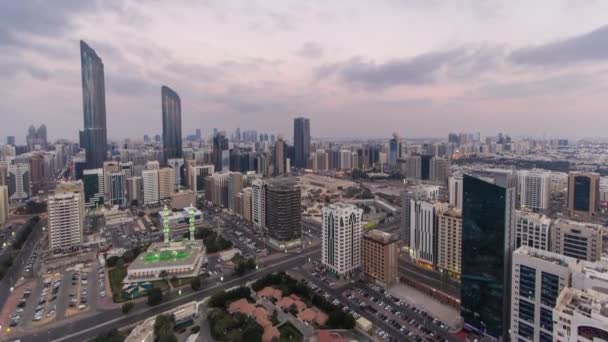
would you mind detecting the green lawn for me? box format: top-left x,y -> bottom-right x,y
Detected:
278,322 -> 303,342
108,266 -> 127,302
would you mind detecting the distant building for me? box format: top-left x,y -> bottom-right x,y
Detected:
274,137 -> 286,176
48,192 -> 83,253
8,163 -> 30,201
252,179 -> 267,228
242,187 -> 252,222
518,170 -> 551,212
213,132 -> 229,172
293,117 -> 310,169
322,203 -> 363,279
448,174 -> 463,210
108,172 -> 126,207
515,210 -> 551,250
127,176 -> 143,205
228,172 -> 243,212
83,168 -> 104,209
161,86 -> 182,165
551,218 -> 603,262
142,169 -> 159,205
362,230 -> 398,287
189,164 -> 214,193
400,185 -> 440,246
158,168 -> 175,199
0,186 -> 8,226
437,207 -> 462,278
567,171 -> 600,218
167,158 -> 184,190
102,161 -> 119,200
429,157 -> 450,184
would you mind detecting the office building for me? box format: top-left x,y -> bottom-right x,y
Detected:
252,179 -> 267,228
0,186 -> 8,226
29,153 -> 46,194
553,288 -> 608,341
461,171 -> 516,340
158,168 -> 175,199
429,157 -> 450,184
567,171 -> 600,218
322,203 -> 363,279
108,172 -> 126,207
142,169 -> 160,205
213,132 -> 229,172
102,161 -> 119,199
400,184 -> 440,246
8,163 -> 30,201
551,219 -> 603,262
437,207 -> 462,278
228,172 -> 243,212
405,155 -> 421,180
83,168 -> 104,209
206,173 -> 229,208
161,86 -> 182,165
518,170 -> 551,212
388,134 -> 401,166
293,117 -> 310,169
362,230 -> 399,287
127,176 -> 143,205
515,210 -> 552,251
79,41 -> 108,169
265,178 -> 301,246
48,192 -> 83,252
410,200 -> 444,269
510,247 -> 576,342
189,164 -> 214,193
167,158 -> 184,190
449,174 -> 463,210
274,137 -> 286,176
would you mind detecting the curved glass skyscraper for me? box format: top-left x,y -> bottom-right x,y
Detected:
161,86 -> 182,165
80,40 -> 108,169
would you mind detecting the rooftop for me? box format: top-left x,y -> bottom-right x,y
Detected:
128,240 -> 205,270
364,230 -> 398,244
515,246 -> 576,267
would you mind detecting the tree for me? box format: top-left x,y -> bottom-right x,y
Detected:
147,287 -> 163,306
121,301 -> 134,314
191,276 -> 202,291
91,328 -> 123,342
154,314 -> 177,342
159,270 -> 168,281
106,256 -> 119,267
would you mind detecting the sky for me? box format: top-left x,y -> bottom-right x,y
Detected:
2,0 -> 608,143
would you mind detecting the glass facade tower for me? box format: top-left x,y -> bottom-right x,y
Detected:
80,41 -> 108,169
461,172 -> 515,340
161,86 -> 182,165
293,117 -> 310,168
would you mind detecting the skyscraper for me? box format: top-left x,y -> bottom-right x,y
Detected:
265,178 -> 301,245
293,117 -> 310,169
161,86 -> 182,165
252,178 -> 267,229
388,133 -> 401,166
142,169 -> 159,205
80,40 -> 108,169
213,132 -> 229,171
0,186 -> 8,227
322,203 -> 363,279
108,172 -> 126,207
273,137 -> 286,176
461,171 -> 516,340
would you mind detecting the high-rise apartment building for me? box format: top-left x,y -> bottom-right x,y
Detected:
461,171 -> 516,340
274,137 -> 286,176
0,186 -> 8,226
252,179 -> 267,228
449,174 -> 463,210
206,172 -> 229,208
8,163 -> 30,201
515,210 -> 552,251
322,203 -> 363,279
189,164 -> 214,193
339,150 -> 352,170
567,171 -> 600,218
142,169 -> 159,205
108,172 -> 126,207
79,41 -> 107,169
0,161 -> 8,186
146,160 -> 160,170
83,168 -> 104,209
158,167 -> 175,199
265,178 -> 301,245
161,86 -> 182,165
551,218 -> 603,261
213,132 -> 229,172
362,230 -> 399,287
48,192 -> 83,252
167,158 -> 184,190
429,157 -> 450,184
228,172 -> 243,212
126,176 -> 143,205
409,200 -> 444,269
510,247 -> 576,342
102,161 -> 119,200
242,187 -> 252,222
293,117 -> 310,169
437,207 -> 462,278
518,170 -> 551,212
400,185 -> 440,246
54,181 -> 85,233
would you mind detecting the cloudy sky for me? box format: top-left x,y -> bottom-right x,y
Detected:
2,0 -> 608,143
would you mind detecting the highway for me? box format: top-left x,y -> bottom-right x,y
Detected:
13,249 -> 320,342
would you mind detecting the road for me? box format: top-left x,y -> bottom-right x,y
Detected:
14,249 -> 320,342
398,261 -> 460,298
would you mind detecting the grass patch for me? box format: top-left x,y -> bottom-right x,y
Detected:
108,266 -> 127,303
278,322 -> 303,342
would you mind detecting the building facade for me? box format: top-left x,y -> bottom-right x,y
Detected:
551,219 -> 603,262
409,200 -> 443,269
126,176 -> 143,205
437,207 -> 462,278
515,210 -> 552,251
252,179 -> 266,228
142,169 -> 159,205
48,192 -> 83,252
158,167 -> 175,200
518,170 -> 551,212
108,172 -> 126,207
265,178 -> 301,246
83,168 -> 103,209
322,203 -> 363,279
293,117 -> 310,169
362,230 -> 398,287
161,86 -> 182,165
8,163 -> 30,201
0,186 -> 8,226
449,174 -> 463,210
567,171 -> 600,218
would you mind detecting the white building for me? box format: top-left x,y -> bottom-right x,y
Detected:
518,170 -> 551,212
142,169 -> 159,205
409,200 -> 444,268
48,192 -> 83,252
515,210 -> 552,250
8,163 -> 30,201
0,186 -> 8,226
252,178 -> 266,228
553,288 -> 608,341
322,203 -> 363,278
448,174 -> 463,210
510,247 -> 577,342
339,150 -> 352,170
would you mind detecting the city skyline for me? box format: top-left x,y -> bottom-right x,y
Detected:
2,1 -> 608,142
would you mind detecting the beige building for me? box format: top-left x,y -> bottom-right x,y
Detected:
437,207 -> 462,278
54,181 -> 85,232
567,171 -> 600,218
170,190 -> 196,210
551,218 -> 603,261
158,168 -> 175,199
0,161 -> 8,186
242,187 -> 252,222
0,185 -> 8,226
48,192 -> 83,252
102,161 -> 120,199
362,230 -> 399,287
